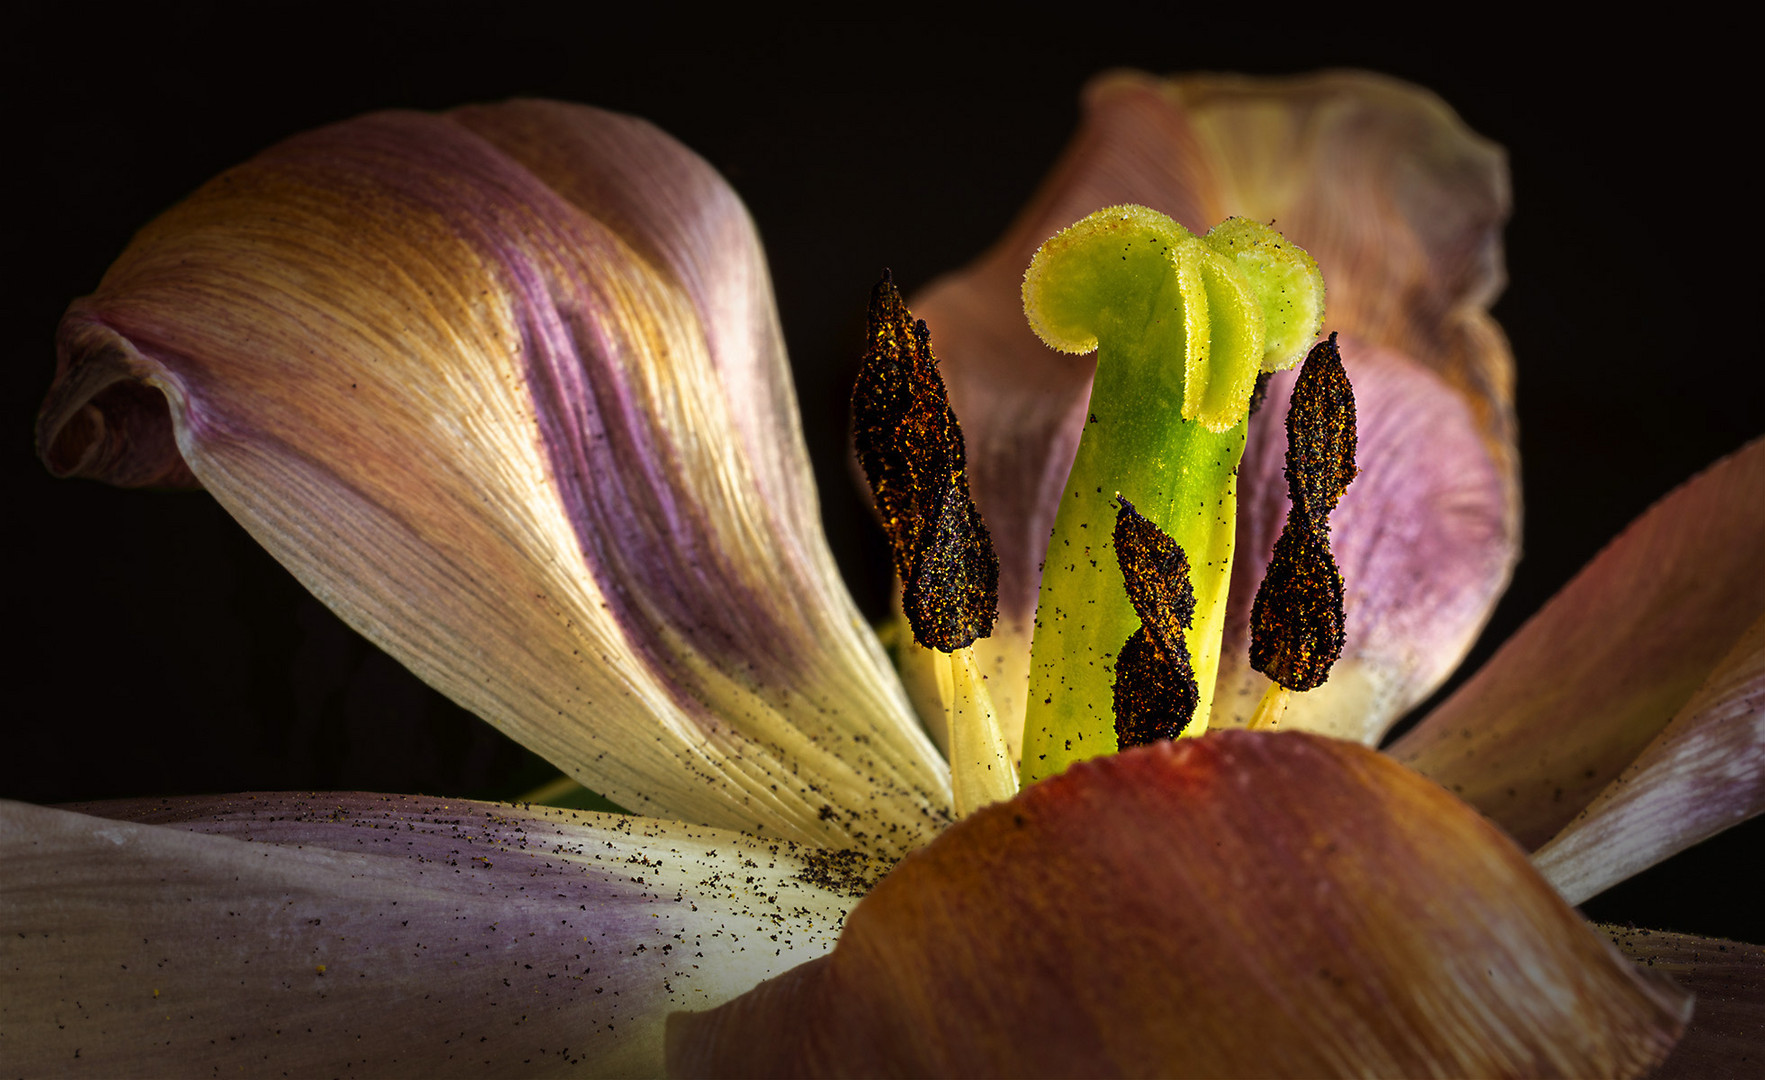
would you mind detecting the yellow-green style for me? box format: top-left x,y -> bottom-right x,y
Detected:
1019,206 -> 1325,782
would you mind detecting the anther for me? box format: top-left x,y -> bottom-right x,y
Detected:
851,272 -> 998,652
1111,498 -> 1200,748
1249,334 -> 1357,709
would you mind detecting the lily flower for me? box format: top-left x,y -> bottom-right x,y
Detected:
8,72 -> 1760,1076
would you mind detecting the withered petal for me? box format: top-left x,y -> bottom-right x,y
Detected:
1534,610 -> 1764,904
0,793 -> 879,1078
911,70 -> 1516,748
1218,338 -> 1511,740
36,103 -> 947,855
667,732 -> 1688,1079
1602,926 -> 1765,1080
1392,436 -> 1765,848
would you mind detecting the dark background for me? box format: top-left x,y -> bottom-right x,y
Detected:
8,8 -> 1759,940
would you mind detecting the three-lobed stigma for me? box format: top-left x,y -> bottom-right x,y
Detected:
1017,206 -> 1330,780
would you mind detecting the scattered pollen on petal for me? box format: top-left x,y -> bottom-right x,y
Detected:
852,270 -> 999,653
1112,497 -> 1200,747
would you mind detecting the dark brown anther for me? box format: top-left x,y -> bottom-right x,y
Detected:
1284,332 -> 1358,523
1250,333 -> 1357,691
1248,526 -> 1347,691
852,271 -> 998,652
1111,498 -> 1199,747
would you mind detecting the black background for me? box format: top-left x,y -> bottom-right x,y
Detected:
8,7 -> 1760,940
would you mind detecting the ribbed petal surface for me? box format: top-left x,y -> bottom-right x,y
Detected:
667,732 -> 1688,1079
1392,437 -> 1765,848
0,792 -> 884,1077
1534,610 -> 1764,903
911,70 -> 1516,746
35,102 -> 947,855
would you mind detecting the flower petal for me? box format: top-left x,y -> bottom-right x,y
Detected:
912,70 -> 1516,745
36,103 -> 947,855
1391,436 -> 1765,848
1533,610 -> 1764,904
0,792 -> 880,1077
1214,337 -> 1513,742
666,732 -> 1688,1078
1603,926 -> 1765,1079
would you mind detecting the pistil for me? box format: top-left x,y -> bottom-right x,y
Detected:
1018,207 -> 1325,782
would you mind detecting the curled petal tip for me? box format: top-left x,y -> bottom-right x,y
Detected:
39,101 -> 948,855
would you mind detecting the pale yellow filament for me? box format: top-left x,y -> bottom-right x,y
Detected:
940,647 -> 1019,816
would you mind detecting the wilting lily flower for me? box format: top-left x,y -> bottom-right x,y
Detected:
8,72 -> 1761,1076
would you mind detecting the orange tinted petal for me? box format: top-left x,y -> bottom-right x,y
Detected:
668,732 -> 1687,1078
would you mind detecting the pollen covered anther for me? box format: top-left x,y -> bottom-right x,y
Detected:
1111,498 -> 1200,747
1249,333 -> 1357,696
852,271 -> 998,653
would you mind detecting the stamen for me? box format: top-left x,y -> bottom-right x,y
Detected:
1111,498 -> 1200,748
1250,333 -> 1358,693
941,649 -> 1018,815
852,272 -> 1011,815
1247,684 -> 1292,731
852,271 -> 998,653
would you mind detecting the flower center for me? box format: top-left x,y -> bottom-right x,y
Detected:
853,210 -> 1351,810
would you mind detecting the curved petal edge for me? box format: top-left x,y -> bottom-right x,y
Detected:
668,732 -> 1688,1078
35,101 -> 949,855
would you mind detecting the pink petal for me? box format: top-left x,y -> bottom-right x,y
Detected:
667,732 -> 1687,1078
1391,437 -> 1765,848
1216,336 -> 1512,741
0,792 -> 878,1076
35,103 -> 946,855
1534,611 -> 1764,903
912,71 -> 1516,744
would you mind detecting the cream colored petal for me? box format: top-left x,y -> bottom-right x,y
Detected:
1215,337 -> 1512,742
1391,437 -> 1765,848
1534,610 -> 1764,903
0,793 -> 882,1078
36,104 -> 948,856
913,70 -> 1516,749
668,733 -> 1688,1078
1602,926 -> 1765,1079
